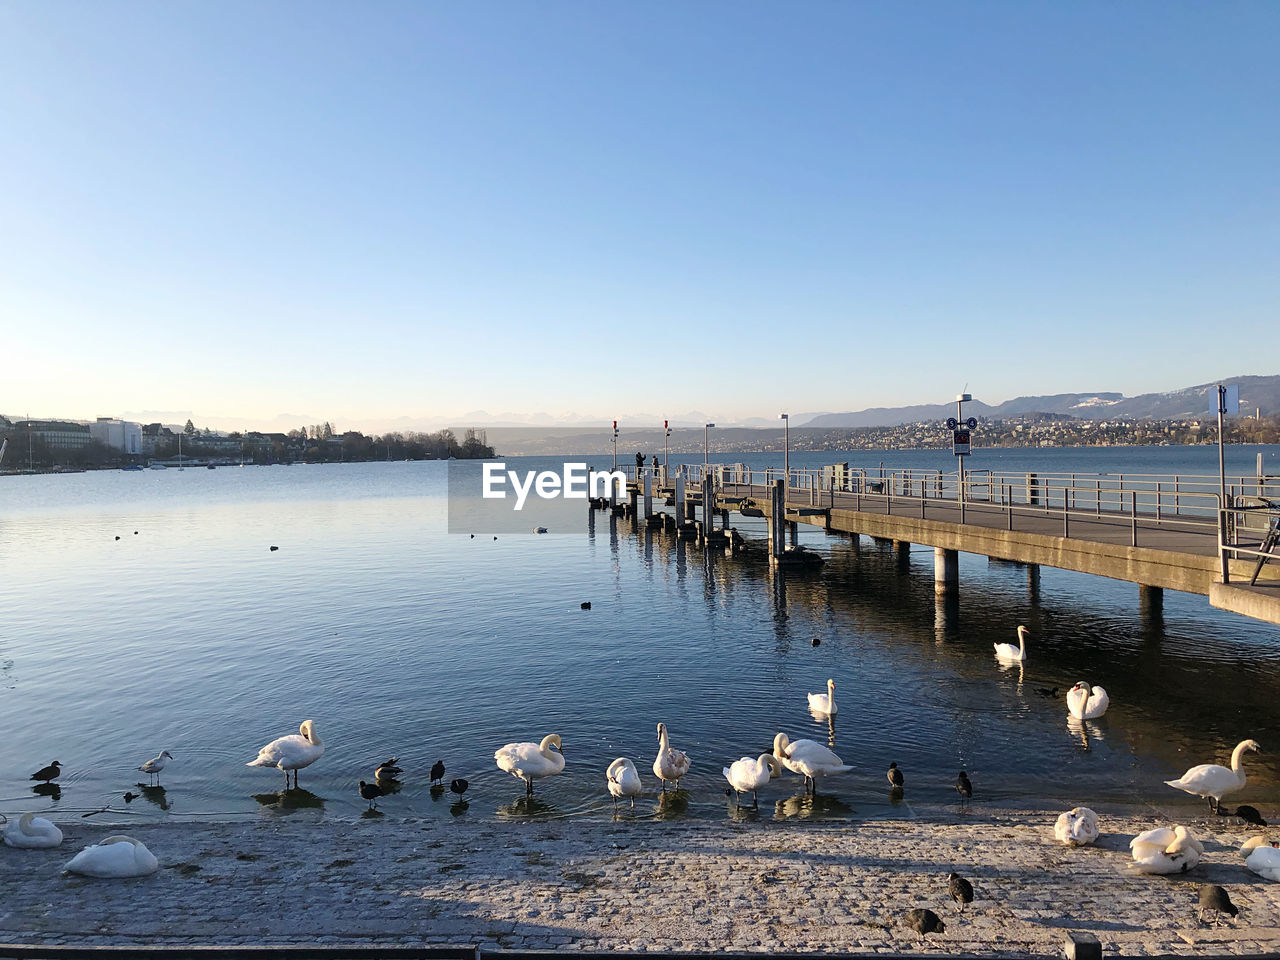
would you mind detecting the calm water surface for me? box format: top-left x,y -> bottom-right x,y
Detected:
2,447 -> 1278,824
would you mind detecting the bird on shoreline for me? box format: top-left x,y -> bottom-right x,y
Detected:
495,734 -> 564,795
1165,739 -> 1261,813
1130,825 -> 1203,874
29,761 -> 61,783
607,758 -> 643,807
138,750 -> 173,786
772,732 -> 852,795
1054,807 -> 1100,846
994,625 -> 1029,663
948,872 -> 974,911
429,760 -> 445,784
64,835 -> 159,878
902,908 -> 945,939
2,813 -> 63,849
723,754 -> 781,807
653,723 -> 691,792
1198,885 -> 1238,924
956,771 -> 973,800
375,758 -> 402,781
247,720 -> 325,789
358,780 -> 383,810
1220,804 -> 1268,827
887,762 -> 905,790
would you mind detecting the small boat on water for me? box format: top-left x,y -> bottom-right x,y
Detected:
121,464 -> 144,471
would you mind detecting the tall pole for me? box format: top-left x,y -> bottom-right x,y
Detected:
1218,384 -> 1228,582
664,419 -> 669,471
779,413 -> 789,486
704,423 -> 714,468
612,420 -> 618,472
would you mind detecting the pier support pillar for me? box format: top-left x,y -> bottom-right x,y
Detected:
675,475 -> 686,526
769,479 -> 786,562
788,521 -> 798,547
894,540 -> 911,567
643,472 -> 653,520
1027,564 -> 1041,603
701,475 -> 714,541
934,547 -> 959,597
1139,584 -> 1164,616
934,593 -> 960,641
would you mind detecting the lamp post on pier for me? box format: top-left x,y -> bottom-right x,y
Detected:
779,412 -> 790,486
704,423 -> 715,468
664,419 -> 670,472
611,420 -> 618,472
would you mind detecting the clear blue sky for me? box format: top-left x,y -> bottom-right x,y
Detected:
2,1 -> 1276,430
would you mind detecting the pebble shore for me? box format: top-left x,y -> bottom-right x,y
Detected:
2,810 -> 1278,955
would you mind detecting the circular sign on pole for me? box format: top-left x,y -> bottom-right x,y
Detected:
946,418 -> 958,430
966,417 -> 977,429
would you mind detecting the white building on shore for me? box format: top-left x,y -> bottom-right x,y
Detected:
89,417 -> 142,455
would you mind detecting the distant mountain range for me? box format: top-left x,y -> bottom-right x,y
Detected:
799,374 -> 1280,428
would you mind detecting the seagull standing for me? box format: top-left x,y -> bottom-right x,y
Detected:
138,750 -> 173,786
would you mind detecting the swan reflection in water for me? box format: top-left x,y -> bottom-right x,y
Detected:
808,711 -> 837,747
496,795 -> 557,819
1067,716 -> 1107,751
31,783 -> 61,801
251,787 -> 325,813
773,792 -> 855,821
652,789 -> 689,821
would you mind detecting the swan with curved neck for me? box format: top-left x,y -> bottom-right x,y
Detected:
773,732 -> 853,794
2,813 -> 63,849
495,733 -> 565,795
723,753 -> 782,807
1165,739 -> 1261,812
807,679 -> 837,716
1129,825 -> 1203,874
653,722 -> 691,792
1066,682 -> 1109,720
64,835 -> 159,877
993,625 -> 1029,662
606,757 -> 642,807
247,720 -> 325,788
1053,807 -> 1099,846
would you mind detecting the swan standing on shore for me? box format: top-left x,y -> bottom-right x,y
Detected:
247,720 -> 325,788
606,758 -> 642,807
993,625 -> 1029,662
138,750 -> 174,785
1165,739 -> 1261,812
1066,683 -> 1109,720
653,723 -> 691,792
723,753 -> 782,806
495,734 -> 565,795
773,732 -> 852,794
2,813 -> 63,849
807,679 -> 837,715
1129,825 -> 1204,874
1054,807 -> 1100,846
64,835 -> 159,878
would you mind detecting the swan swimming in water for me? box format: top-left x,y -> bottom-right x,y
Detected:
247,720 -> 325,788
1054,807 -> 1100,846
64,835 -> 159,878
1129,825 -> 1203,875
807,679 -> 837,716
773,732 -> 852,794
1165,739 -> 1261,812
723,753 -> 782,806
495,733 -> 565,795
1066,682 -> 1109,720
653,722 -> 691,792
993,625 -> 1029,662
606,758 -> 642,807
2,813 -> 63,849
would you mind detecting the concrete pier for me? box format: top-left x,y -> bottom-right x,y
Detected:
934,547 -> 958,597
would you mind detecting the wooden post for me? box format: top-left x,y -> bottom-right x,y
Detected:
675,475 -> 685,526
643,471 -> 653,520
702,475 -> 714,541
771,479 -> 785,561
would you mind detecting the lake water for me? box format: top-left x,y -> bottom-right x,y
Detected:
2,446 -> 1278,824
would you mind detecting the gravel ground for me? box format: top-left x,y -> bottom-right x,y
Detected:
1,809 -> 1278,955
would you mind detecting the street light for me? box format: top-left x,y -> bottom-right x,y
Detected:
704,423 -> 715,467
779,413 -> 789,485
612,420 -> 618,472
663,419 -> 670,471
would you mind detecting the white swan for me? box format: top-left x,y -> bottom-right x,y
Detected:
138,750 -> 173,785
993,625 -> 1029,662
807,678 -> 837,716
1246,843 -> 1280,881
2,813 -> 63,849
1053,807 -> 1099,846
1241,836 -> 1277,859
1165,739 -> 1261,812
495,733 -> 565,795
723,753 -> 782,806
247,720 -> 324,788
653,722 -> 691,792
606,758 -> 642,807
64,835 -> 159,878
1066,682 -> 1109,720
1129,825 -> 1204,875
773,732 -> 852,794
